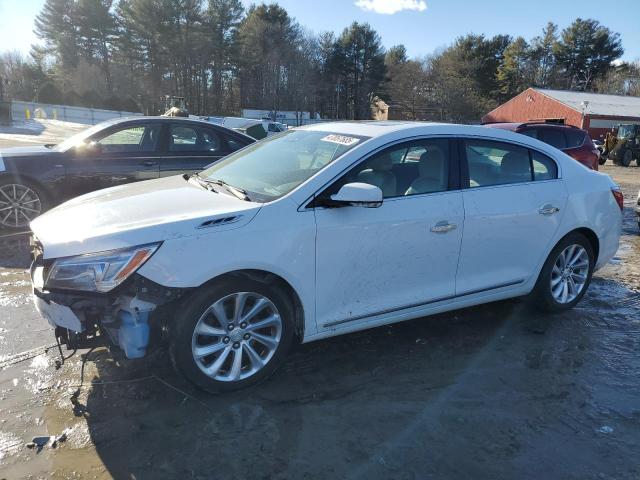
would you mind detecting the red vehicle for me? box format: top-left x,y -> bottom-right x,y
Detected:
484,122 -> 600,170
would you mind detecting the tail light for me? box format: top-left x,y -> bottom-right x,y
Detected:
611,188 -> 624,211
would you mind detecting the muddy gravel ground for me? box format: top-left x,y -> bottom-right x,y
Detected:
0,123 -> 639,479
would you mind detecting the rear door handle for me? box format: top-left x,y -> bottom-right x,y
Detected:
538,204 -> 560,215
430,221 -> 457,233
140,160 -> 158,167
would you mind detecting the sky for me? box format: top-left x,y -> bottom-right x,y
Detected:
0,0 -> 639,61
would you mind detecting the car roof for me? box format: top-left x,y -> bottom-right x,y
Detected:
296,121 -> 584,165
484,122 -> 586,132
94,115 -> 254,141
296,120 -> 555,141
298,120 -> 460,137
102,115 -> 218,125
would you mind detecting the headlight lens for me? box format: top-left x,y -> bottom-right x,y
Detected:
46,243 -> 160,292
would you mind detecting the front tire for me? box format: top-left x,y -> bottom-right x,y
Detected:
0,178 -> 48,229
170,277 -> 295,393
533,233 -> 594,312
622,149 -> 633,167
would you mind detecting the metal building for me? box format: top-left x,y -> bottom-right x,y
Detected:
482,88 -> 640,141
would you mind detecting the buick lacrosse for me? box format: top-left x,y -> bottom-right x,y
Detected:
30,122 -> 622,392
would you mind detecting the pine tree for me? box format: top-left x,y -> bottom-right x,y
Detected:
75,0 -> 117,92
497,37 -> 531,98
34,0 -> 81,70
333,22 -> 386,119
530,22 -> 558,88
554,18 -> 624,91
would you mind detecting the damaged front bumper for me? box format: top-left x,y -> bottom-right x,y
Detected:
31,259 -> 188,359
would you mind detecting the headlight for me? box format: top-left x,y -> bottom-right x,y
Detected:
46,243 -> 160,292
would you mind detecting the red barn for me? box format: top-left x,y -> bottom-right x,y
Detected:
483,88 -> 640,141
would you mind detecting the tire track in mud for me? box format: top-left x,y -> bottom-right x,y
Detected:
0,344 -> 58,369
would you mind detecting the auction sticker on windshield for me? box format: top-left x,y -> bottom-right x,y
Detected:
321,134 -> 360,146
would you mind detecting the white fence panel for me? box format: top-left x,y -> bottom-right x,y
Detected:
11,100 -> 141,125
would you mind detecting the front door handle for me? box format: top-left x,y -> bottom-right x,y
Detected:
140,160 -> 158,167
538,204 -> 560,215
431,221 -> 457,233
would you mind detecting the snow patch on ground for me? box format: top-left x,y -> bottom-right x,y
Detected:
0,119 -> 88,148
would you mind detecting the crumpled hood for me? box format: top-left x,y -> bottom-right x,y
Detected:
31,175 -> 261,259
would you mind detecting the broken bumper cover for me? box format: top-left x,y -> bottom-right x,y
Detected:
31,264 -> 84,332
33,295 -> 83,332
31,260 -> 188,358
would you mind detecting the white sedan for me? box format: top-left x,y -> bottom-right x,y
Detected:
30,122 -> 623,392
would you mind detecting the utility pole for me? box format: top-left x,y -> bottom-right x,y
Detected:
580,100 -> 589,129
0,75 -> 10,126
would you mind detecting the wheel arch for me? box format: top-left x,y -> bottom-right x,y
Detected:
533,226 -> 600,288
571,227 -> 600,262
0,171 -> 52,203
198,269 -> 306,342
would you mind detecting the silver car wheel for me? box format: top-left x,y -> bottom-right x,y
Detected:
550,244 -> 589,304
0,183 -> 42,228
191,292 -> 282,382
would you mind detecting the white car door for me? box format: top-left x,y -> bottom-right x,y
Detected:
456,138 -> 567,295
313,139 -> 464,330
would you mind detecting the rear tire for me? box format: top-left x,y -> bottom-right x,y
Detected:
532,232 -> 594,313
622,149 -> 633,167
0,178 -> 48,229
170,277 -> 295,393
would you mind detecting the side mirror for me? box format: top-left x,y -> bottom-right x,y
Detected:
328,182 -> 383,208
77,141 -> 102,155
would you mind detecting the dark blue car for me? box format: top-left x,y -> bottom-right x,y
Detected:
0,116 -> 254,229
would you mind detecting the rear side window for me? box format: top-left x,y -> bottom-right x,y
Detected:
537,129 -> 567,149
519,128 -> 539,139
227,137 -> 247,151
531,150 -> 558,181
565,129 -> 586,148
169,125 -> 222,153
465,140 -> 531,187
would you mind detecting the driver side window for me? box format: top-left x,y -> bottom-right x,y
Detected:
328,139 -> 450,199
96,124 -> 160,153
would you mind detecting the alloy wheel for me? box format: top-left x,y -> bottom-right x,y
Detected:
0,184 -> 42,228
191,292 -> 282,382
550,244 -> 589,304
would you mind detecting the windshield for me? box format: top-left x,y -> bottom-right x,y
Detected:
54,123 -> 106,151
617,124 -> 636,139
200,129 -> 368,201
